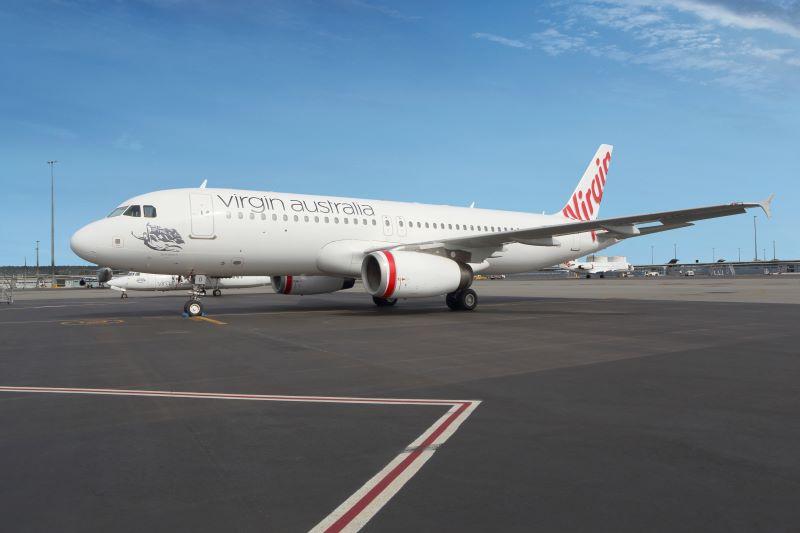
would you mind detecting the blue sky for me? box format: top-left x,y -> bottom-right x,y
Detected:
1,0 -> 798,266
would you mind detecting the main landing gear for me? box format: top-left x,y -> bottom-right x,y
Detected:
445,288 -> 478,311
372,296 -> 397,307
212,289 -> 222,297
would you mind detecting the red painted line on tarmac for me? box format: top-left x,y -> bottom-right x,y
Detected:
323,401 -> 470,532
0,385 -> 479,532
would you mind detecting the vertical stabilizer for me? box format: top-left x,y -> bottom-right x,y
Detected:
560,144 -> 613,221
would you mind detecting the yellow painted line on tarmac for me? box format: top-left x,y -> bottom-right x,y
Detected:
60,318 -> 125,326
190,316 -> 227,325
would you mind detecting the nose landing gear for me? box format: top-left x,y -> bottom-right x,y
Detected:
183,276 -> 207,317
184,299 -> 204,317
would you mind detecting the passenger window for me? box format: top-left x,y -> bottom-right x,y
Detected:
363,218 -> 368,225
304,215 -> 309,222
325,216 -> 330,223
272,214 -> 278,221
283,214 -> 288,222
107,206 -> 127,217
249,213 -> 255,220
344,217 -> 349,224
448,224 -> 452,230
238,212 -> 243,219
433,223 -> 438,229
143,205 -> 157,218
470,225 -> 474,230
226,212 -> 231,219
371,219 -> 377,225
123,205 -> 141,217
293,215 -> 299,222
315,216 -> 320,223
398,220 -> 403,227
425,222 -> 429,228
456,224 -> 460,230
384,219 -> 390,226
334,217 -> 339,224
353,218 -> 358,225
261,213 -> 266,220
417,222 -> 421,228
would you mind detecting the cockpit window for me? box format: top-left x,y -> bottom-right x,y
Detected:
107,206 -> 127,217
123,205 -> 141,217
143,205 -> 157,218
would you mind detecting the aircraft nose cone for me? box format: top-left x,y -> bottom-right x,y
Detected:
70,225 -> 98,262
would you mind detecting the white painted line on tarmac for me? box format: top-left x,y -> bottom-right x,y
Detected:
0,385 -> 480,532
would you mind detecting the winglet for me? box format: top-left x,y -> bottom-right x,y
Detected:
199,179 -> 207,189
757,193 -> 774,219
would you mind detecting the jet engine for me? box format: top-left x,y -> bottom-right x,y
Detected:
97,267 -> 113,283
361,251 -> 472,299
271,275 -> 355,295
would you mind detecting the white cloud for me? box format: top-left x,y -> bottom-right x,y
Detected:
530,28 -> 586,55
472,32 -> 531,49
665,0 -> 800,39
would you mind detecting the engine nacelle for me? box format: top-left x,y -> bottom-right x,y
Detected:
361,251 -> 472,299
97,267 -> 113,284
272,275 -> 355,295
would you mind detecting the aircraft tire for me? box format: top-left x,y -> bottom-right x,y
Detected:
445,292 -> 461,310
372,296 -> 397,307
213,289 -> 221,297
456,288 -> 478,311
185,299 -> 203,317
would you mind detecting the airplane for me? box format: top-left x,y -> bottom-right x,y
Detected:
69,144 -> 773,316
563,256 -> 633,278
106,272 -> 270,298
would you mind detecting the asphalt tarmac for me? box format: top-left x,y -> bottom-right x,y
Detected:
1,279 -> 798,532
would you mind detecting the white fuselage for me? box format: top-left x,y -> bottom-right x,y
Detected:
71,188 -> 614,278
107,272 -> 270,292
566,260 -> 632,275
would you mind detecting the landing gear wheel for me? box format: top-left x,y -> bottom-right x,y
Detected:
120,292 -> 128,299
446,288 -> 478,311
599,273 -> 605,279
446,292 -> 459,310
372,296 -> 397,307
185,299 -> 203,317
457,288 -> 478,311
586,274 -> 591,279
212,289 -> 221,297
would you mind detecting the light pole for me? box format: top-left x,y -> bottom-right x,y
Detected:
753,215 -> 758,261
738,247 -> 741,262
773,240 -> 776,261
48,160 -> 58,287
712,247 -> 715,262
651,245 -> 654,264
673,243 -> 677,261
35,240 -> 40,277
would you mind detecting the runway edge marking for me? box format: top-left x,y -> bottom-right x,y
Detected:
0,386 -> 480,533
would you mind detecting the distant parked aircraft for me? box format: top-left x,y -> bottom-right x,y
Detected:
107,272 -> 270,298
563,256 -> 633,278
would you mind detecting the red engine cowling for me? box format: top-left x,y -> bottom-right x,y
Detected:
361,251 -> 472,299
272,275 -> 355,295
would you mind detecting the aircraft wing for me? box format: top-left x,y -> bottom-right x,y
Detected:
366,196 -> 773,261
